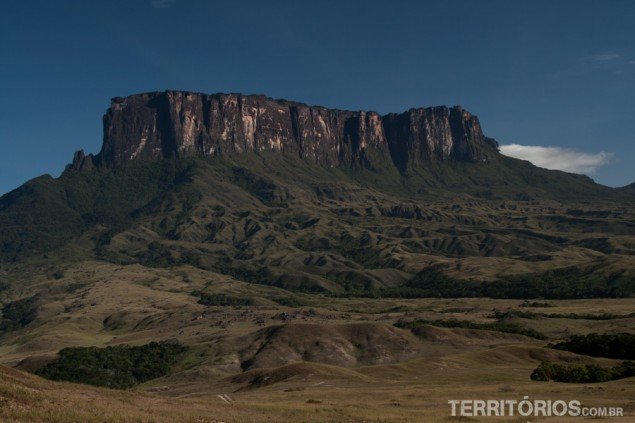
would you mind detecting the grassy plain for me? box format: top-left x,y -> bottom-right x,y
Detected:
0,260 -> 633,421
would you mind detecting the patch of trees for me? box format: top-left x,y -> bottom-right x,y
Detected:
271,296 -> 308,307
488,309 -> 635,321
372,267 -> 635,299
494,268 -> 634,299
552,333 -> 635,360
0,295 -> 39,332
395,318 -> 546,340
191,290 -> 254,307
531,360 -> 635,383
519,300 -> 554,308
35,341 -> 187,389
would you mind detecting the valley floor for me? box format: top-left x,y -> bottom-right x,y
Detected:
0,260 -> 633,422
1,343 -> 633,422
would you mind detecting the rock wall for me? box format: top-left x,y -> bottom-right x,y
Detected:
72,91 -> 497,171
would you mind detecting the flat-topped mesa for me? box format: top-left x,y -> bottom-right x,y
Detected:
71,91 -> 498,171
383,106 -> 494,170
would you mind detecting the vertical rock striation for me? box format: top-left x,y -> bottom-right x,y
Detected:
72,91 -> 497,172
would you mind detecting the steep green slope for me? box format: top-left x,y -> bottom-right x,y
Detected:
1,152 -> 634,298
0,160 -> 192,260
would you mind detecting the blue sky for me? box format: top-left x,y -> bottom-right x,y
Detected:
1,0 -> 634,194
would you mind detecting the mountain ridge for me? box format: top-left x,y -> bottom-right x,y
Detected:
1,92 -> 633,298
69,90 -> 497,172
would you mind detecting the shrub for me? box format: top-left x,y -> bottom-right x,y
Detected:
496,267 -> 635,299
551,333 -> 635,360
191,291 -> 254,307
395,318 -> 547,340
544,312 -> 635,320
0,295 -> 39,331
35,341 -> 187,389
519,300 -> 554,308
344,266 -> 635,299
272,296 -> 307,307
487,309 -> 539,319
489,309 -> 635,321
531,360 -> 635,383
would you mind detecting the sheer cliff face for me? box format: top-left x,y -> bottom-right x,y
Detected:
73,91 -> 496,171
382,106 -> 489,169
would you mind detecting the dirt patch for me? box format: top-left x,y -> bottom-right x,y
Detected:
239,323 -> 419,369
228,361 -> 368,391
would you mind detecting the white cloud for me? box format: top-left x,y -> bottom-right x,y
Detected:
590,51 -> 621,62
499,144 -> 612,174
554,51 -> 634,79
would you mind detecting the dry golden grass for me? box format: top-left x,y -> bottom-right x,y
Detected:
0,260 -> 634,422
2,346 -> 634,422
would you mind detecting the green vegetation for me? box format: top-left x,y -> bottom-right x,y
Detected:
191,291 -> 254,307
0,295 -> 39,332
542,312 -> 635,320
531,360 -> 635,383
487,309 -> 539,319
2,153 -> 634,300
488,309 -> 635,321
395,318 -> 547,340
35,341 -> 188,389
0,159 -> 195,261
552,333 -> 635,360
377,267 -> 635,299
271,296 -> 308,307
51,269 -> 65,280
0,282 -> 8,299
519,300 -> 554,308
495,267 -> 635,299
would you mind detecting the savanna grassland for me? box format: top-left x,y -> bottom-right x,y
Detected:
0,152 -> 634,422
0,283 -> 634,422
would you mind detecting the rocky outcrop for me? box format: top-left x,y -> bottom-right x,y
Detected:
383,106 -> 492,170
69,149 -> 93,171
74,91 -> 498,172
